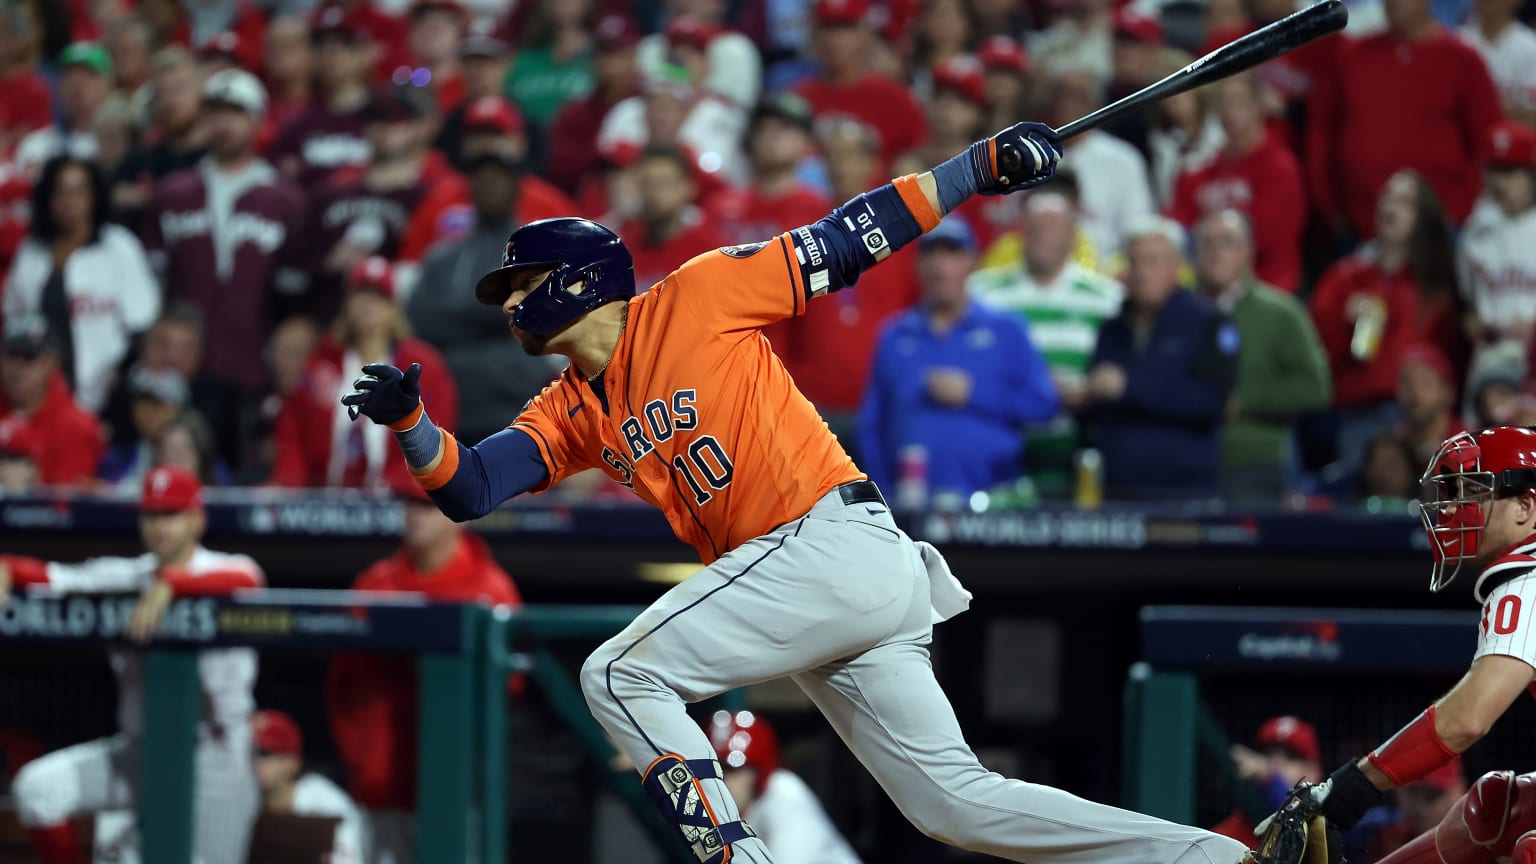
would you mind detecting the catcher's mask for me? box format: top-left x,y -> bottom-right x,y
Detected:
1419,427 -> 1536,599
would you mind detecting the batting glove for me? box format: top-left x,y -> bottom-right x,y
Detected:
342,363 -> 422,426
971,121 -> 1062,195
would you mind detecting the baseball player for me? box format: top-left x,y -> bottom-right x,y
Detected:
0,465 -> 265,864
1254,426 -> 1536,864
705,710 -> 862,864
343,120 -> 1253,863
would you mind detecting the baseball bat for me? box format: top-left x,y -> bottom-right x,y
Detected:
1053,0 -> 1348,140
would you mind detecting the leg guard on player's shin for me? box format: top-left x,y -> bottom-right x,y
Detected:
1513,830 -> 1536,864
642,754 -> 757,864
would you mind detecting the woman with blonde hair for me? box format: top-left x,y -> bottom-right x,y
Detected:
269,257 -> 458,489
1145,48 -> 1224,209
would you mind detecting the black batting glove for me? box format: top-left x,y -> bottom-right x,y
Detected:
341,363 -> 422,426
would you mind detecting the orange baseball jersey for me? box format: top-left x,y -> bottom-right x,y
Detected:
509,233 -> 864,563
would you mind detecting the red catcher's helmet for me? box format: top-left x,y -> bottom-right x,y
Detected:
1419,427 -> 1536,599
708,710 -> 780,791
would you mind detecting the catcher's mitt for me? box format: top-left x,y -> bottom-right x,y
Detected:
1250,783 -> 1345,864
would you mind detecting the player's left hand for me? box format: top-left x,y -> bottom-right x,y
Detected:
342,363 -> 422,425
127,579 -> 174,644
972,121 -> 1062,195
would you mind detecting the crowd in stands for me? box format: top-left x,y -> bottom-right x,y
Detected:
1,0 -> 1534,511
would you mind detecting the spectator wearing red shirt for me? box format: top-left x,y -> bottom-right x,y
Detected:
322,0 -> 411,86
979,36 -> 1033,149
708,92 -> 829,244
261,16 -> 315,135
620,145 -> 733,291
1169,71 -> 1305,292
1395,343 -> 1470,467
0,2 -> 54,158
1307,0 -> 1502,239
546,13 -> 641,197
794,0 -> 929,170
1310,170 -> 1463,474
762,117 -> 919,434
0,317 -> 104,486
268,7 -> 375,189
401,0 -> 465,115
326,472 -> 519,863
898,57 -> 1001,247
270,258 -> 457,490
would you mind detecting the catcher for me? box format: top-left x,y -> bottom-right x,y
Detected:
1251,426 -> 1536,864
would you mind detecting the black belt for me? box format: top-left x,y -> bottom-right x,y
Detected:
836,480 -> 886,507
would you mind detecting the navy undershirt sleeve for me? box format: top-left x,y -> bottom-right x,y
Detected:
428,428 -> 551,523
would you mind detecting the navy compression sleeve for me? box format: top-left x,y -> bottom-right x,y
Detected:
426,428 -> 551,523
790,181 -> 927,295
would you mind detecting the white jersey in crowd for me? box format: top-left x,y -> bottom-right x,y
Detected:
597,94 -> 749,186
40,546 -> 264,736
1473,546 -> 1536,666
2,223 -> 161,412
746,770 -> 863,864
1060,131 -> 1156,259
1461,20 -> 1536,112
293,772 -> 366,864
1457,198 -> 1536,335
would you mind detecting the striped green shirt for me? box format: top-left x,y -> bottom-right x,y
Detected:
966,262 -> 1124,382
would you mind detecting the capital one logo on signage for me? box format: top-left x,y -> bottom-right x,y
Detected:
1237,621 -> 1342,662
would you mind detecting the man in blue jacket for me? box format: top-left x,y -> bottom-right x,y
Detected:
1086,215 -> 1238,500
858,215 -> 1058,504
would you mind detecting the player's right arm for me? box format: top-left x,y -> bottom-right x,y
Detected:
341,363 -> 591,522
674,122 -> 1061,333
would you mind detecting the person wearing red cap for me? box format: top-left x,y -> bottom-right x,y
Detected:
432,24 -> 514,169
1168,71 -> 1305,292
1396,343 -> 1471,468
978,36 -> 1032,143
597,61 -> 750,190
251,709 -> 364,864
705,710 -> 862,864
1310,170 -> 1465,478
1351,757 -> 1467,862
270,256 -> 457,489
267,7 -> 376,189
0,465 -> 266,864
1306,0 -> 1502,240
1460,121 -> 1536,358
1211,716 -> 1324,849
547,13 -> 643,197
0,414 -> 40,492
793,0 -> 929,171
400,0 -> 466,113
326,472 -> 519,864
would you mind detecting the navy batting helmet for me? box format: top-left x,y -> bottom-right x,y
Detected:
474,218 -> 636,336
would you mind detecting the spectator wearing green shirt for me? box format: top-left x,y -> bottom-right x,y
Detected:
967,180 -> 1122,493
503,0 -> 595,130
1194,210 -> 1331,505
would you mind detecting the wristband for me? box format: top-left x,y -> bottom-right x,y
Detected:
1319,760 -> 1383,830
393,408 -> 442,470
931,144 -> 986,213
1366,705 -> 1457,786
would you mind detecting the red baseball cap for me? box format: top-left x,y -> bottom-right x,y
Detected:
253,709 -> 303,756
141,465 -> 203,513
198,31 -> 242,61
462,96 -> 524,136
977,35 -> 1029,75
593,14 -> 641,52
1114,6 -> 1165,43
1483,120 -> 1536,169
815,0 -> 871,27
1255,715 -> 1320,764
1402,343 -> 1455,385
0,417 -> 39,461
348,256 -> 396,298
311,4 -> 368,42
666,16 -> 722,48
932,56 -> 987,107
